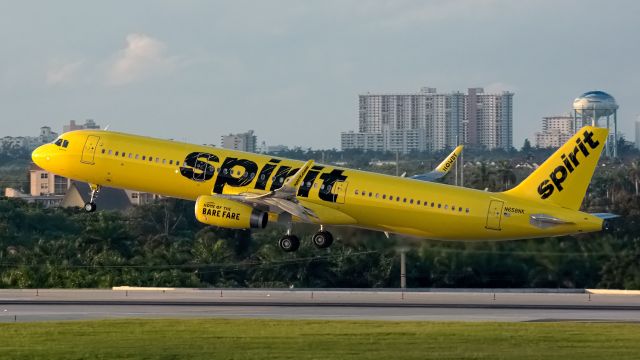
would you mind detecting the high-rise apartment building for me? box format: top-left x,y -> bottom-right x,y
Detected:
534,115 -> 575,148
221,130 -> 257,153
342,87 -> 513,153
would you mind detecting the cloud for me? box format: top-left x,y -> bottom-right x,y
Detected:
46,60 -> 84,85
484,82 -> 518,94
106,33 -> 174,86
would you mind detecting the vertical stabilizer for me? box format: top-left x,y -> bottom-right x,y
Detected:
504,126 -> 608,210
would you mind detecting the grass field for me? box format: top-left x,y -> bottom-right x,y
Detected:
0,319 -> 639,359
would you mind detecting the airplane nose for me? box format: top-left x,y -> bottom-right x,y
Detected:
31,145 -> 48,168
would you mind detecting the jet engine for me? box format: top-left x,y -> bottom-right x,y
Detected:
194,195 -> 268,229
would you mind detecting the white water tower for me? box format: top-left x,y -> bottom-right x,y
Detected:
572,90 -> 619,157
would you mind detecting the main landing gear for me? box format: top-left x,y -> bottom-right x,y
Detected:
83,184 -> 101,213
277,226 -> 334,252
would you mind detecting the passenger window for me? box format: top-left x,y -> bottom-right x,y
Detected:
424,201 -> 428,206
155,158 -> 159,163
396,196 -> 400,201
142,155 -> 146,160
162,159 -> 166,164
101,149 -> 106,154
431,202 -> 435,207
108,150 -> 112,155
128,153 -> 132,159
135,154 -> 139,160
382,194 -> 386,199
417,200 -> 420,205
466,208 -> 470,213
459,207 -> 463,212
438,204 -> 441,208
403,198 -> 407,203
375,193 -> 379,199
361,191 -> 365,196
169,160 -> 173,165
176,161 -> 180,166
122,152 -> 126,157
369,192 -> 372,197
444,205 -> 448,209
149,156 -> 153,162
115,151 -> 119,156
355,190 -> 359,195
410,199 -> 414,204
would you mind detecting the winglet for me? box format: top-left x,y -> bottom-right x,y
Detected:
283,160 -> 314,189
434,145 -> 463,173
411,145 -> 463,182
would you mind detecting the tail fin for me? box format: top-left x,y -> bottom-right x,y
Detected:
505,126 -> 608,210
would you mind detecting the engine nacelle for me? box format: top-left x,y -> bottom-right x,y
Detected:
194,195 -> 268,229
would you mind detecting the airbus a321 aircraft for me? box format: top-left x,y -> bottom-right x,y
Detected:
31,126 -> 614,252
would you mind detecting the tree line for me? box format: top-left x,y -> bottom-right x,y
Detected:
0,143 -> 638,289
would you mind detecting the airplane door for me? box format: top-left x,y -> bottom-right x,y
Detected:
485,200 -> 504,230
331,181 -> 349,204
81,135 -> 100,165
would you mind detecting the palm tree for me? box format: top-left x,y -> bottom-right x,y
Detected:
467,162 -> 496,191
495,160 -> 517,191
628,160 -> 640,197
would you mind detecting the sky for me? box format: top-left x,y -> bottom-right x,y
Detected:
1,0 -> 638,149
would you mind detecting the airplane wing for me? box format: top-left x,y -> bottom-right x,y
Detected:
215,160 -> 320,222
410,145 -> 463,182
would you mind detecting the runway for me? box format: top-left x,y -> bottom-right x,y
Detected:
1,288 -> 639,323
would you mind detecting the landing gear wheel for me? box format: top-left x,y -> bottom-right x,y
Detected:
84,202 -> 97,213
279,235 -> 300,252
312,231 -> 334,249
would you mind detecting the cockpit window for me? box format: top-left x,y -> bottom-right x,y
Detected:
62,140 -> 69,148
54,139 -> 63,146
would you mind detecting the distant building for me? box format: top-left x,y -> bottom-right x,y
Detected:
60,182 -> 132,211
341,131 -> 384,152
62,119 -> 100,133
0,126 -> 58,151
257,141 -> 289,154
341,87 -> 513,154
125,190 -> 162,206
534,115 -> 575,148
5,164 -> 158,209
221,130 -> 257,153
29,164 -> 71,196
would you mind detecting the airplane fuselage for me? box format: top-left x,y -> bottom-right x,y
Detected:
32,130 -> 604,241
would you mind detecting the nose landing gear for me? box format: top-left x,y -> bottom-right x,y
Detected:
83,184 -> 101,213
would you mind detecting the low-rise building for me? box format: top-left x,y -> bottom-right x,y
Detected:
62,119 -> 101,133
534,115 -> 575,148
221,130 -> 257,153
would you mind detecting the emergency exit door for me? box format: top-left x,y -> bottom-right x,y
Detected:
485,200 -> 504,230
81,135 -> 100,164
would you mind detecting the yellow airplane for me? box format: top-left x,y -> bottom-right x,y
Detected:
31,126 -> 614,252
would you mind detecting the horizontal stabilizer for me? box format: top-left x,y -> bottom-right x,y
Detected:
590,213 -> 620,220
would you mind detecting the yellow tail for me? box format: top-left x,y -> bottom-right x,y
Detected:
505,126 -> 608,210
